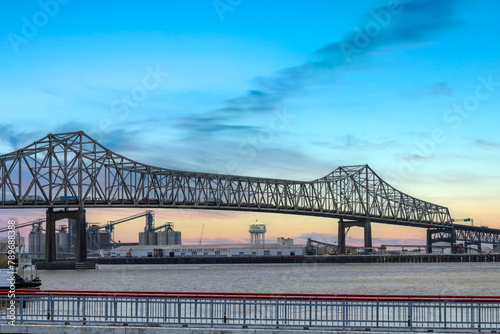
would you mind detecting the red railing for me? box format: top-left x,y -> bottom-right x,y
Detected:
2,289 -> 500,303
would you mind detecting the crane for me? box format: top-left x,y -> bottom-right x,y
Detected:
0,218 -> 45,233
145,222 -> 175,232
0,211 -> 155,237
97,210 -> 155,243
85,210 -> 156,248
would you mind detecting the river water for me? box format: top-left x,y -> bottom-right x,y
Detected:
34,262 -> 499,296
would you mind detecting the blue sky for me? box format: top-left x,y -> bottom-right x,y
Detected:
1,0 -> 500,245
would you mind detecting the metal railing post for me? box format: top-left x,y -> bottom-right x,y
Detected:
146,298 -> 150,326
478,302 -> 482,331
275,299 -> 279,329
210,299 -> 214,328
50,295 -> 54,322
113,297 -> 117,323
194,298 -> 198,321
309,298 -> 312,327
471,302 -> 475,329
19,295 -> 23,324
223,302 -> 227,324
444,301 -> 447,329
283,300 -> 286,326
342,299 -> 346,330
376,298 -> 379,328
243,298 -> 246,326
82,296 -> 86,325
76,297 -> 80,323
163,299 -> 167,323
104,296 -> 108,321
177,297 -> 181,324
408,301 -> 412,331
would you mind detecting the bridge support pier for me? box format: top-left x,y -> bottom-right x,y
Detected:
45,209 -> 57,262
75,209 -> 87,262
338,220 -> 346,255
426,229 -> 432,254
45,208 -> 87,262
338,219 -> 372,254
426,228 -> 456,254
364,221 -> 373,251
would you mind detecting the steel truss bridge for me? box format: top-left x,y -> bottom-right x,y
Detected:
428,224 -> 500,253
0,131 -> 498,262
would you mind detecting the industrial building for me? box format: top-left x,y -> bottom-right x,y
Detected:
249,223 -> 266,244
28,225 -> 45,258
138,223 -> 181,246
27,215 -> 306,259
27,211 -> 180,258
28,219 -> 113,258
110,239 -> 303,258
112,225 -> 296,257
105,222 -> 301,258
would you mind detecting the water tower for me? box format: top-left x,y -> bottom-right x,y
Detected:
249,223 -> 266,244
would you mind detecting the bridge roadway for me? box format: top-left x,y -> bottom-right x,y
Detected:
0,131 -> 498,262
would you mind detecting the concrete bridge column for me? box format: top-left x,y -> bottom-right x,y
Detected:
426,229 -> 433,254
337,219 -> 372,254
338,219 -> 346,255
44,208 -> 87,263
450,227 -> 456,250
45,208 -> 57,262
364,220 -> 372,252
75,208 -> 87,262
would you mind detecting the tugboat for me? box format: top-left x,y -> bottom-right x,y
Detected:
1,245 -> 42,289
0,268 -> 42,289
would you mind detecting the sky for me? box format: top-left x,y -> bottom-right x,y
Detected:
0,0 -> 499,247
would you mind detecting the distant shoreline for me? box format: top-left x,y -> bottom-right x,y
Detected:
34,253 -> 500,268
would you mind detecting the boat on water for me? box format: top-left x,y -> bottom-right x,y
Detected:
0,251 -> 42,289
0,268 -> 42,289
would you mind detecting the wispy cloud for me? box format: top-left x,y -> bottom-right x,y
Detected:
473,139 -> 500,149
97,128 -> 144,153
0,124 -> 45,152
52,121 -> 89,134
315,135 -> 396,151
429,82 -> 452,96
173,0 -> 459,160
175,115 -> 259,139
398,153 -> 433,164
212,0 -> 458,116
0,123 -> 144,158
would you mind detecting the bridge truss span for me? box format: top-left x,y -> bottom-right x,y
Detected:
0,131 -> 452,228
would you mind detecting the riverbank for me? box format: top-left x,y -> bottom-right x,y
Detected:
33,253 -> 500,270
92,252 -> 500,265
